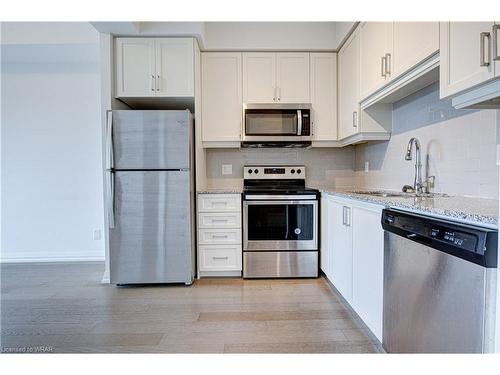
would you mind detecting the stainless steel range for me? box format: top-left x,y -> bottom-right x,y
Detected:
242,165 -> 320,278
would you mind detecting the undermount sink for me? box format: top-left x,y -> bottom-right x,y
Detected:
349,190 -> 449,198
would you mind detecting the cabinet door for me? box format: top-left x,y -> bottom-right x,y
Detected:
392,22 -> 439,78
330,199 -> 353,303
115,38 -> 156,97
310,53 -> 337,141
242,53 -> 276,103
276,53 -> 310,103
201,53 -> 242,142
320,196 -> 330,277
351,204 -> 384,342
494,22 -> 500,77
338,28 -> 360,140
359,22 -> 393,100
155,38 -> 194,97
440,22 -> 495,98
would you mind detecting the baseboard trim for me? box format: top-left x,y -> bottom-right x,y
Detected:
0,253 -> 105,263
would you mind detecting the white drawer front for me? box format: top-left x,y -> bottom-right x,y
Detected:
198,228 -> 242,244
199,245 -> 242,271
198,212 -> 241,228
198,194 -> 241,212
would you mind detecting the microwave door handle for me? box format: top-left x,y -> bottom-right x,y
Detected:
297,110 -> 302,136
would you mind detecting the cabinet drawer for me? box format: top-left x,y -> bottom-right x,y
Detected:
198,228 -> 242,244
198,212 -> 241,228
199,245 -> 242,271
198,194 -> 241,212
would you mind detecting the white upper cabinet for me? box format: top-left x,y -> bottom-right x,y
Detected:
201,52 -> 242,143
495,22 -> 500,77
392,22 -> 439,78
242,53 -> 276,103
155,39 -> 194,97
115,38 -> 156,97
338,28 -> 360,140
115,37 -> 194,98
440,22 -> 496,98
242,52 -> 310,103
310,53 -> 337,141
359,22 -> 393,100
276,53 -> 310,103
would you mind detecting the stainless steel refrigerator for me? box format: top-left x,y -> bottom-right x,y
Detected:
105,110 -> 195,285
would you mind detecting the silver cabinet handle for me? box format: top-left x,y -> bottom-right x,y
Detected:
212,256 -> 229,260
352,111 -> 358,128
385,53 -> 391,76
493,24 -> 500,61
480,32 -> 491,67
212,234 -> 229,238
345,206 -> 351,227
151,74 -> 155,91
342,206 -> 346,225
156,75 -> 160,91
212,218 -> 229,223
381,56 -> 386,77
277,87 -> 281,101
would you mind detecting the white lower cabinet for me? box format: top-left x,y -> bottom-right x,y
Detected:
197,193 -> 242,276
351,204 -> 384,342
321,194 -> 384,341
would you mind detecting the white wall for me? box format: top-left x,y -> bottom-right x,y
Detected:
354,83 -> 499,199
1,22 -> 105,262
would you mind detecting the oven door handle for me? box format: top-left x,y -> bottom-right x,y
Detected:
244,194 -> 317,201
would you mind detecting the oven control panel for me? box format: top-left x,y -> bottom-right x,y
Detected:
244,166 -> 305,179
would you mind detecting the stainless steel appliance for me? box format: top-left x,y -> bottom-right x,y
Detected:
382,209 -> 498,353
242,166 -> 319,278
106,110 -> 195,285
241,103 -> 312,148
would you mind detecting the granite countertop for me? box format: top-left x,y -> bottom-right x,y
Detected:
197,188 -> 243,194
312,186 -> 499,228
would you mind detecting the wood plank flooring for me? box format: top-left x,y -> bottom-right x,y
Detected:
0,262 -> 383,353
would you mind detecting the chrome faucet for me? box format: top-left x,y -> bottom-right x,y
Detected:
405,137 -> 424,194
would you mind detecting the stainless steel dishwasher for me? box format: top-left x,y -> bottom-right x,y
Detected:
381,209 -> 498,353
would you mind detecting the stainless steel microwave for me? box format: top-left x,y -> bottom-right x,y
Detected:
241,103 -> 312,146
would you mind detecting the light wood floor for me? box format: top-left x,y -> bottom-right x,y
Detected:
1,262 -> 383,353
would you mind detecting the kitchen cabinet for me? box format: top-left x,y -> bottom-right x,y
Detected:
201,52 -> 242,144
351,204 -> 384,341
115,37 -> 194,98
330,198 -> 353,303
197,193 -> 242,276
392,22 -> 439,78
338,27 -> 360,140
322,194 -> 384,341
243,52 -> 310,103
310,53 -> 337,142
359,22 -> 393,100
440,22 -> 496,98
115,38 -> 156,97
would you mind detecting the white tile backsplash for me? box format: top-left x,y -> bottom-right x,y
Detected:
354,83 -> 499,198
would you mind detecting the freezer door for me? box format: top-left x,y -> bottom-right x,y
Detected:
110,170 -> 192,284
112,110 -> 191,170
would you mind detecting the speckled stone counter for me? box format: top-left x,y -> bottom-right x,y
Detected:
197,189 -> 242,194
312,187 -> 498,228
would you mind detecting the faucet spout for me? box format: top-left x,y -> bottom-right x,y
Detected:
405,138 -> 423,193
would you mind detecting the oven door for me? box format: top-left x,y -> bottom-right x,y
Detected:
243,199 -> 318,251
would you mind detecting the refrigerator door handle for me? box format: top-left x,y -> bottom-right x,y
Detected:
105,110 -> 114,170
107,172 -> 115,229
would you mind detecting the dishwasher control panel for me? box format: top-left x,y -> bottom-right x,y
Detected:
382,209 -> 498,268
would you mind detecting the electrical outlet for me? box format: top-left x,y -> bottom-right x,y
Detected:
222,164 -> 233,175
364,161 -> 369,173
93,229 -> 102,241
